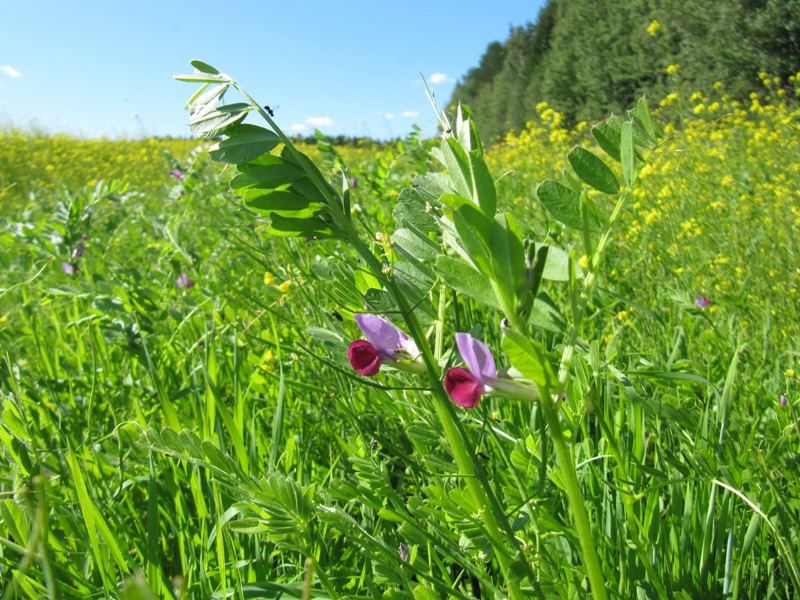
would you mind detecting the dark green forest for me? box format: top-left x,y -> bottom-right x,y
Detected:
449,0 -> 800,140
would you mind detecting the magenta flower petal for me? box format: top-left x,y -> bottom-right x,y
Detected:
61,261 -> 76,275
348,340 -> 383,376
455,333 -> 497,384
445,367 -> 485,408
354,314 -> 402,357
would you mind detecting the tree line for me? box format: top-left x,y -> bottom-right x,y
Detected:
448,0 -> 800,140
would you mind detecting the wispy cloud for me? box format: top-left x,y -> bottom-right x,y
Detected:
401,111 -> 419,118
2,65 -> 22,78
305,116 -> 334,127
378,111 -> 395,120
290,123 -> 306,132
429,73 -> 451,85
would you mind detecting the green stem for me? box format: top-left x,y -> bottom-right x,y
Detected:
349,236 -> 532,598
538,392 -> 608,600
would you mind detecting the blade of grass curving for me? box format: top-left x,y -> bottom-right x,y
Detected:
66,443 -> 131,591
269,314 -> 286,471
713,479 -> 800,591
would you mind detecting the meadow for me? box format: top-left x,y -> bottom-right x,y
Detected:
0,68 -> 799,599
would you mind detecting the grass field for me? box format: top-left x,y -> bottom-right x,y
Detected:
1,72 -> 799,599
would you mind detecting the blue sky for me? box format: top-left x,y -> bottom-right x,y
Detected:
1,1 -> 545,140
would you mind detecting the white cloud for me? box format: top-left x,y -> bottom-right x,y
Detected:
305,116 -> 334,127
378,111 -> 395,119
401,111 -> 419,118
290,123 -> 306,131
429,73 -> 450,84
2,65 -> 22,78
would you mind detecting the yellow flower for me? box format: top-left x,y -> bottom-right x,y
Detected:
647,20 -> 661,36
264,271 -> 275,285
578,255 -> 589,270
786,369 -> 796,378
666,64 -> 680,76
278,280 -> 292,293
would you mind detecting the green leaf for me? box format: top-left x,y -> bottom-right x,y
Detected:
178,429 -> 205,460
160,427 -> 183,455
393,189 -> 439,235
440,137 -> 473,200
620,120 -> 635,187
202,440 -> 234,473
209,124 -> 280,163
266,214 -> 341,239
391,228 -> 439,262
413,585 -> 440,600
189,102 -> 251,139
469,149 -> 497,217
228,518 -> 270,534
528,293 -> 567,333
187,83 -> 228,115
191,60 -> 220,74
243,189 -> 325,219
489,215 -> 524,308
453,205 -> 492,275
567,146 -> 619,194
174,72 -> 229,83
591,121 -> 622,162
434,256 -> 500,310
631,97 -> 662,141
501,331 -> 556,390
230,156 -> 304,192
534,243 -> 581,281
536,180 -> 582,229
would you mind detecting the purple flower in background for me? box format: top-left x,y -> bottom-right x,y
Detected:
695,295 -> 711,309
170,169 -> 184,180
349,177 -> 358,189
61,261 -> 78,275
72,242 -> 85,259
399,542 -> 409,562
445,333 -> 539,409
176,272 -> 194,290
780,394 -> 788,408
347,314 -> 422,376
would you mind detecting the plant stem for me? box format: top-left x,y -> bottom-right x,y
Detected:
538,391 -> 608,600
350,236 -> 534,599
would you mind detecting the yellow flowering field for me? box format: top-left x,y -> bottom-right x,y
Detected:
489,72 -> 800,396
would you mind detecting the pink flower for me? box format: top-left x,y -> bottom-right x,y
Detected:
445,332 -> 539,409
695,295 -> 711,309
445,367 -> 485,408
177,272 -> 194,289
347,314 -> 423,376
348,340 -> 383,376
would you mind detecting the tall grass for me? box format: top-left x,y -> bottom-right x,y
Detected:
1,73 -> 799,598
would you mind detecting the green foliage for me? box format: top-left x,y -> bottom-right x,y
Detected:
1,63 -> 799,600
449,0 -> 800,139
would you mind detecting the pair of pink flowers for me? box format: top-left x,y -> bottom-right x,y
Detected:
347,314 -> 538,408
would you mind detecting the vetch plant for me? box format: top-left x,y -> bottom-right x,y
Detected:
173,59 -> 667,599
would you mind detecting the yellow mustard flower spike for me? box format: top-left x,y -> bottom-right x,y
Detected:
264,272 -> 275,285
278,280 -> 292,294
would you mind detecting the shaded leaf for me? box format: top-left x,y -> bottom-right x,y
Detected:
209,124 -> 280,164
567,146 -> 619,194
536,180 -> 582,229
